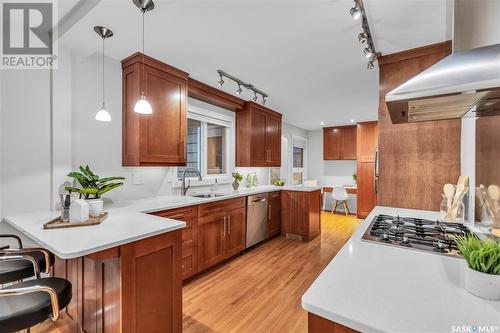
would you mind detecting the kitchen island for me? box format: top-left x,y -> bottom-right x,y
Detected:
4,184 -> 321,332
302,206 -> 500,333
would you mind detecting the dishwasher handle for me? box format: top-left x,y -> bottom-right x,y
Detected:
250,198 -> 267,203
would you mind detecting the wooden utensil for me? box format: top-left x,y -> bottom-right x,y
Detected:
487,185 -> 500,217
443,184 -> 455,220
449,185 -> 468,221
457,175 -> 469,189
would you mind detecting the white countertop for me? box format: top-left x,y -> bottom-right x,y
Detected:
4,185 -> 320,259
302,206 -> 500,333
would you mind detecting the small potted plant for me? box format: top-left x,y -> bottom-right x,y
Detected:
455,235 -> 500,300
65,165 -> 125,217
352,173 -> 357,185
232,172 -> 243,190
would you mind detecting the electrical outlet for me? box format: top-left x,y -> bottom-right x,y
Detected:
132,171 -> 144,185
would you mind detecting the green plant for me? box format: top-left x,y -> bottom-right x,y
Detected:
272,178 -> 285,186
352,173 -> 357,182
232,172 -> 243,182
65,165 -> 125,199
455,235 -> 500,275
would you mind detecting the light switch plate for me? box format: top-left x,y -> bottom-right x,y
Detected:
132,171 -> 144,185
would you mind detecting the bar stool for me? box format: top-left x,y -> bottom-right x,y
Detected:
0,235 -> 54,285
0,277 -> 72,332
331,186 -> 350,216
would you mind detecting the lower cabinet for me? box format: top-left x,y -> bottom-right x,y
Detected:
224,207 -> 246,258
281,190 -> 321,241
197,212 -> 226,270
268,191 -> 281,237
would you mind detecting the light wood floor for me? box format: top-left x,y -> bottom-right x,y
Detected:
33,212 -> 361,333
183,212 -> 361,333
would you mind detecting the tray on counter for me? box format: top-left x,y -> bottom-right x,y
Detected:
43,212 -> 108,230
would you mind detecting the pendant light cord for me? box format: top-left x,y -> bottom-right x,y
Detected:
141,10 -> 145,97
102,37 -> 105,107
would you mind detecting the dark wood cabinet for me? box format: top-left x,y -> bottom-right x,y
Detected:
122,53 -> 188,166
323,126 -> 357,160
281,190 -> 321,241
356,121 -> 378,219
151,206 -> 198,279
236,101 -> 282,167
225,207 -> 246,257
198,213 -> 226,271
268,191 -> 281,237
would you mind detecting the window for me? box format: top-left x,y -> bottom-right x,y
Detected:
177,106 -> 234,180
292,137 -> 306,185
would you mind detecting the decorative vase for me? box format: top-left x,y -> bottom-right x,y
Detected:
464,265 -> 500,300
232,179 -> 240,190
86,198 -> 104,218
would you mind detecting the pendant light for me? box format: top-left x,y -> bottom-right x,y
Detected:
133,0 -> 155,114
94,26 -> 113,122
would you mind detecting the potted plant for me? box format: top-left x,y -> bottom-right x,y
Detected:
352,173 -> 357,185
65,165 -> 125,217
232,172 -> 243,190
455,235 -> 500,300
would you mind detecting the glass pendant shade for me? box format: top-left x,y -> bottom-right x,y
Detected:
95,105 -> 112,121
134,95 -> 153,114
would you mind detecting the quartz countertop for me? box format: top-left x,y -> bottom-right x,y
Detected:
301,206 -> 500,333
4,185 -> 320,259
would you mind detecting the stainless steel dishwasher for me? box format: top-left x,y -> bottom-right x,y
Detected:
246,193 -> 268,248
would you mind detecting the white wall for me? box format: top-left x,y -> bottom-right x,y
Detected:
453,0 -> 500,52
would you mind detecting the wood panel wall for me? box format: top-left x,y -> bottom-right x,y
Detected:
377,41 -> 461,211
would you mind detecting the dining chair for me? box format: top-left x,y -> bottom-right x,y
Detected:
331,186 -> 350,216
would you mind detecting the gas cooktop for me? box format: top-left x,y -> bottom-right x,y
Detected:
361,214 -> 475,257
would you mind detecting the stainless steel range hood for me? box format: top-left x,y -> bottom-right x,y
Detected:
385,43 -> 500,123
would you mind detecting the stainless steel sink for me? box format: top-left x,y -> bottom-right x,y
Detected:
190,193 -> 228,199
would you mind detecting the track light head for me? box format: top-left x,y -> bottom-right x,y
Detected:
363,47 -> 375,60
253,92 -> 258,102
218,73 -> 224,86
358,32 -> 368,44
236,84 -> 242,95
262,96 -> 266,105
349,5 -> 361,20
367,60 -> 374,70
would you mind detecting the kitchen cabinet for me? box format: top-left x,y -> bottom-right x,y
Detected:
356,121 -> 378,219
236,101 -> 282,167
151,206 -> 198,280
197,198 -> 246,271
323,126 -> 357,160
281,190 -> 321,241
268,191 -> 281,237
122,53 -> 188,166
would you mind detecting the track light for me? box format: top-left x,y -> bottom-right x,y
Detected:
253,92 -> 258,102
236,83 -> 242,95
216,69 -> 269,103
367,60 -> 374,70
350,4 -> 361,20
358,32 -> 368,44
218,73 -> 224,86
363,47 -> 375,60
262,96 -> 266,105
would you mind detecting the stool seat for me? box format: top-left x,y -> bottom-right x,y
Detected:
0,251 -> 55,284
0,277 -> 72,332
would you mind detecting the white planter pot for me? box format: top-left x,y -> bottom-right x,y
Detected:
464,265 -> 500,300
86,199 -> 104,218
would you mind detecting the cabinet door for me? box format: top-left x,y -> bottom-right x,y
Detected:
139,64 -> 187,165
198,214 -> 226,271
293,192 -> 308,235
357,161 -> 376,219
225,208 -> 246,258
281,191 -> 293,233
266,115 -> 281,166
268,192 -> 281,237
250,110 -> 269,166
342,126 -> 357,160
323,128 -> 342,160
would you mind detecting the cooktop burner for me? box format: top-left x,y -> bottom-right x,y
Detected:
361,214 -> 475,257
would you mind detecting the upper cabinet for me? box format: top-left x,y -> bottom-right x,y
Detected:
236,102 -> 282,167
122,53 -> 188,166
323,126 -> 357,160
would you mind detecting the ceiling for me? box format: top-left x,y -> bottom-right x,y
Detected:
59,0 -> 451,131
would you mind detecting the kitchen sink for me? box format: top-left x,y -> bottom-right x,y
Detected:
190,193 -> 229,198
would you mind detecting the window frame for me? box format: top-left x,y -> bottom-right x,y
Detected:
176,104 -> 235,181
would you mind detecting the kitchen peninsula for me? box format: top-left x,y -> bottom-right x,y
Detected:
5,185 -> 320,332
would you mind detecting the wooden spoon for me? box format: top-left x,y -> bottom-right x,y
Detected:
443,184 -> 455,219
488,185 -> 500,217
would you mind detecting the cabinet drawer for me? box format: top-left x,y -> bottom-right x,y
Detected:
181,246 -> 198,279
198,197 -> 245,218
269,191 -> 281,200
151,205 -> 198,249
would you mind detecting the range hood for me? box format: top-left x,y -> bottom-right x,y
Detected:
385,43 -> 500,123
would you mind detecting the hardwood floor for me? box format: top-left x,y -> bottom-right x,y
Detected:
32,212 -> 361,333
183,212 -> 361,333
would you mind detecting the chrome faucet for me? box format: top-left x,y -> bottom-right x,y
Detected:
181,168 -> 202,196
